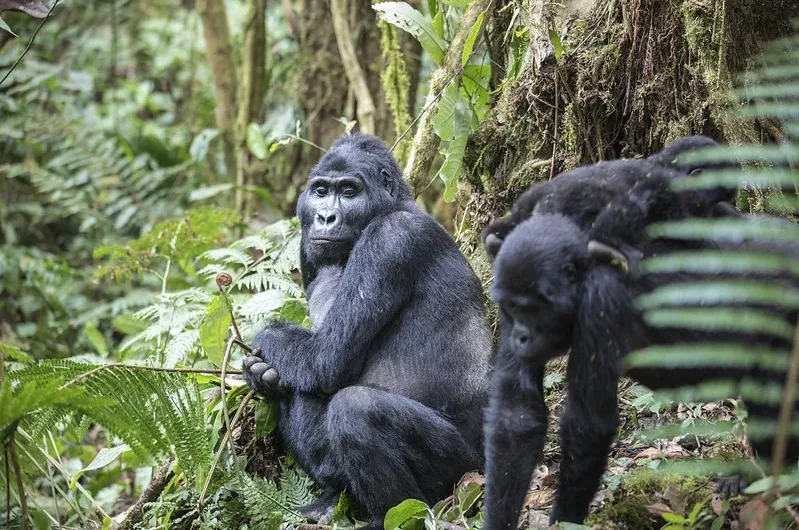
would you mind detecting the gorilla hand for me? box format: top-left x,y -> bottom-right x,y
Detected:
243,350 -> 284,399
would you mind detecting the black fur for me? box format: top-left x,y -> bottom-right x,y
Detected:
481,135 -> 736,260
242,134 -> 492,527
483,207 -> 799,527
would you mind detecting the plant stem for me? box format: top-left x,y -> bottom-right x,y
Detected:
0,0 -> 61,89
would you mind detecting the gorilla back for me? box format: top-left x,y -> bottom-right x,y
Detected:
242,134 -> 492,529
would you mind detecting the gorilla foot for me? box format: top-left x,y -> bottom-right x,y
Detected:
242,350 -> 282,399
298,491 -> 340,524
715,474 -> 749,498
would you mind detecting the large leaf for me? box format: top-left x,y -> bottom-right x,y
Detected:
623,343 -> 789,372
69,444 -> 131,490
0,0 -> 50,17
461,11 -> 484,66
643,307 -> 795,340
641,250 -> 799,276
0,15 -> 16,36
647,217 -> 799,243
247,123 -> 268,160
636,280 -> 799,310
373,2 -> 446,64
384,499 -> 429,530
199,294 -> 232,367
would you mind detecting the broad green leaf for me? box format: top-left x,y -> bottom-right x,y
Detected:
433,81 -> 461,141
442,0 -> 472,7
199,294 -> 232,367
437,124 -> 469,202
432,8 -> 443,37
427,0 -> 438,17
189,128 -> 220,161
661,513 -> 687,523
255,400 -> 279,436
84,322 -> 109,356
0,15 -> 17,37
373,2 -> 446,64
69,444 -> 131,490
384,499 -> 429,530
548,27 -> 563,61
456,480 -> 483,513
636,280 -> 799,310
112,314 -> 148,336
557,524 -> 593,530
247,122 -> 268,160
461,11 -> 484,66
643,308 -> 795,340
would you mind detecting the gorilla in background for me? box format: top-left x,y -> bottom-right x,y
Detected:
482,167 -> 799,528
481,135 -> 737,260
242,134 -> 492,529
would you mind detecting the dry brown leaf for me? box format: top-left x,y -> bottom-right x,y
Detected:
739,498 -> 769,530
524,488 -> 556,510
457,471 -> 485,487
633,445 -> 689,460
645,502 -> 673,517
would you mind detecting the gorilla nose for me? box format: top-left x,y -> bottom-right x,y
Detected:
316,209 -> 339,227
511,323 -> 530,353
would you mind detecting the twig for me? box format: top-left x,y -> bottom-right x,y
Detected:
769,323 -> 799,492
330,0 -> 375,134
110,458 -> 174,530
0,0 -> 60,89
198,390 -> 254,506
58,364 -> 241,391
8,435 -> 29,530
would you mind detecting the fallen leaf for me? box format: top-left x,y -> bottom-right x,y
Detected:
739,498 -> 769,530
645,502 -> 673,517
524,488 -> 555,510
457,471 -> 485,487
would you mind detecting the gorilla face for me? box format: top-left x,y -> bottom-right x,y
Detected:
491,214 -> 587,364
302,174 -> 369,261
297,134 -> 413,267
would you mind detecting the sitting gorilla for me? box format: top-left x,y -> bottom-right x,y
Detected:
482,180 -> 799,528
481,135 -> 736,260
242,134 -> 492,529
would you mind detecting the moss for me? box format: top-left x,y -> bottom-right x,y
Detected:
377,18 -> 412,165
587,469 -> 712,529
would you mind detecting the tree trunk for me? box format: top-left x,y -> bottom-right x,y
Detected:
197,0 -> 238,189
237,0 -> 267,216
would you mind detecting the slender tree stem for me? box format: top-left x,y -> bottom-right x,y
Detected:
0,0 -> 60,89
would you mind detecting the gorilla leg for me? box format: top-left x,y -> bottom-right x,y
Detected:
550,350 -> 620,524
279,392 -> 347,521
325,386 -> 479,523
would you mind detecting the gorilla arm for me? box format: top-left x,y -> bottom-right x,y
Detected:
251,211 -> 418,395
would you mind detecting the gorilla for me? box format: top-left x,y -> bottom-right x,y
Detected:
482,177 -> 799,528
481,135 -> 736,260
242,134 -> 492,529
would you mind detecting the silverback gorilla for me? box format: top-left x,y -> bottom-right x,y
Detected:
482,163 -> 799,527
242,134 -> 492,529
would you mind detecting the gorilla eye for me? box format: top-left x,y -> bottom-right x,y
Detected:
341,186 -> 358,198
313,185 -> 328,197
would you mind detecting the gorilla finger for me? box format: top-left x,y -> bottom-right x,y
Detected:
249,361 -> 269,380
261,368 -> 280,387
251,348 -> 262,357
243,355 -> 263,370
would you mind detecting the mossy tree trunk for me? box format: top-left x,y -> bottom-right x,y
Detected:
197,0 -> 239,188
454,0 -> 799,278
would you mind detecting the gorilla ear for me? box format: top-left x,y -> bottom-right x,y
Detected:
587,240 -> 629,272
381,169 -> 396,197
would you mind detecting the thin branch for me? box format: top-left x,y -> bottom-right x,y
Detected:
0,0 -> 60,89
330,0 -> 375,134
110,458 -> 174,530
198,390 -> 254,506
769,322 -> 799,484
9,435 -> 29,530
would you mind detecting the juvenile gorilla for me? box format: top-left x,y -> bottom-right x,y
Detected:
483,187 -> 799,528
481,135 -> 735,260
242,134 -> 492,529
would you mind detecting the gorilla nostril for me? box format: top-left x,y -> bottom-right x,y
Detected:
518,334 -> 528,344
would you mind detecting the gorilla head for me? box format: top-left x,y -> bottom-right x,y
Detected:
297,134 -> 414,266
491,214 -> 588,364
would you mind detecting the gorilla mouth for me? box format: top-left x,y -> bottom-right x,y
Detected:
310,237 -> 348,243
